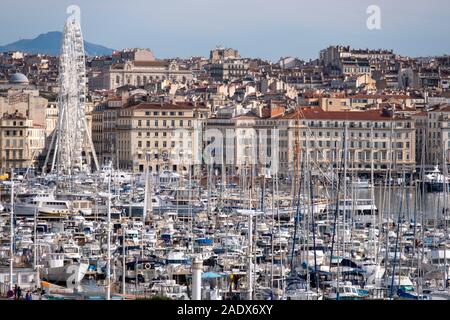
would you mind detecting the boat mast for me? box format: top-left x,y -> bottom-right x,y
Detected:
122,223 -> 126,295
34,207 -> 40,289
9,169 -> 14,290
106,165 -> 112,300
309,168 -> 319,294
441,123 -> 449,286
270,165 -> 275,295
343,121 -> 349,261
370,123 -> 377,264
247,210 -> 253,300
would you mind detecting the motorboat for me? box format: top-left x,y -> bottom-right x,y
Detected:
422,166 -> 450,192
41,253 -> 89,285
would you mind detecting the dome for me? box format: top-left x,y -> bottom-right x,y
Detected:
9,73 -> 29,84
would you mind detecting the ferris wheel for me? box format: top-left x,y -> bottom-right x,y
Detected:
44,14 -> 99,176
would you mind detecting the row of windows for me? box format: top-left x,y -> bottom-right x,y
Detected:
115,75 -> 187,84
136,131 -> 192,138
144,111 -> 185,116
3,139 -> 24,148
291,150 -> 410,161
293,120 -> 411,129
279,140 -> 410,149
291,130 -> 409,139
137,119 -> 191,127
4,130 -> 24,136
3,150 -> 24,159
136,141 -> 193,148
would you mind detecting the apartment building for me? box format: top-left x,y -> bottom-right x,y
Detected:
205,106 -> 285,177
92,97 -> 123,165
275,107 -> 416,176
320,46 -> 395,75
209,59 -> 249,81
116,102 -> 209,173
210,48 -> 240,63
0,113 -> 45,170
425,105 -> 450,165
349,94 -> 413,109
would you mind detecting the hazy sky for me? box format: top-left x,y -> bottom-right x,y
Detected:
1,0 -> 449,61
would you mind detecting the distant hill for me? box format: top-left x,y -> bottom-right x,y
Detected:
0,31 -> 114,56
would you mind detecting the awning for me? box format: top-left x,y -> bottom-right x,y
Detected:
202,272 -> 227,279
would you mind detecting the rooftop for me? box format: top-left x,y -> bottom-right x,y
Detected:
280,107 -> 408,121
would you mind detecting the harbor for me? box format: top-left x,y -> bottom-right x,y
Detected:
0,2 -> 449,304
0,162 -> 449,301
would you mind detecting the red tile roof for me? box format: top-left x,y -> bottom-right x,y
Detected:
280,107 -> 405,121
123,102 -> 207,111
351,94 -> 411,100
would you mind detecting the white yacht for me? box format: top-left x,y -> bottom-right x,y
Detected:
14,193 -> 71,216
351,178 -> 373,189
41,253 -> 89,284
422,166 -> 450,192
325,199 -> 378,223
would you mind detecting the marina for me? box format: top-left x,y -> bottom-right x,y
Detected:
0,164 -> 449,301
0,2 -> 449,304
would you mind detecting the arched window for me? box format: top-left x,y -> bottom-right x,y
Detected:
116,75 -> 120,84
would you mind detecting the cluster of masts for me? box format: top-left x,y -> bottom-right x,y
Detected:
0,157 -> 449,300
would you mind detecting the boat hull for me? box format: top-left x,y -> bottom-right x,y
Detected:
42,263 -> 89,285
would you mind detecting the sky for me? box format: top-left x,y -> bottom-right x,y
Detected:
0,0 -> 449,61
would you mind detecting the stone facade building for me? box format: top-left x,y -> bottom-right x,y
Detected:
276,107 -> 416,176
101,60 -> 193,90
0,113 -> 45,170
115,102 -> 209,173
